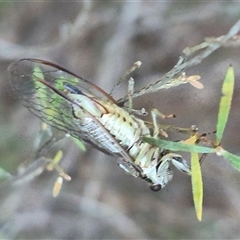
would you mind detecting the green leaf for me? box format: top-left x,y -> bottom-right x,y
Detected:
191,152 -> 203,221
221,149 -> 240,171
142,137 -> 215,153
71,137 -> 86,152
0,168 -> 11,181
51,150 -> 63,165
216,66 -> 235,145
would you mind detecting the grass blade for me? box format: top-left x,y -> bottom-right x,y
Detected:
191,152 -> 203,221
142,137 -> 215,153
71,137 -> 86,151
216,66 -> 235,145
0,168 -> 11,182
220,149 -> 240,172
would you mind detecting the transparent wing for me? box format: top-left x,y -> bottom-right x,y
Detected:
8,58 -> 117,100
7,59 -> 138,168
7,58 -> 116,140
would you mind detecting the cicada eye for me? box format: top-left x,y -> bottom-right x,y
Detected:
150,184 -> 162,192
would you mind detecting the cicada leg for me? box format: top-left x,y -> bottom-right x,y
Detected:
161,153 -> 191,175
151,108 -> 176,138
127,77 -> 134,113
125,77 -> 148,116
150,109 -> 191,176
118,160 -> 141,178
187,130 -> 216,165
111,61 -> 147,115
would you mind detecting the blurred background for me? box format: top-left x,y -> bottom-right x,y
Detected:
0,1 -> 240,239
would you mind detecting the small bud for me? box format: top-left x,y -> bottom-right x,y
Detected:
53,176 -> 63,197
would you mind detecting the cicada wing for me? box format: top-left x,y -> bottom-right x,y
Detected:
9,58 -> 117,102
7,59 -> 137,167
8,59 -> 81,139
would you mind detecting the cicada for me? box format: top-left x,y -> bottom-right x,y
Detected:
8,59 -> 191,191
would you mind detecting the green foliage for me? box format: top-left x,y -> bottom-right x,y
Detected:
191,152 -> 203,221
214,66 -> 240,172
143,138 -> 215,153
221,149 -> 240,171
71,137 -> 86,152
143,65 -> 240,221
216,66 -> 235,145
0,167 -> 11,182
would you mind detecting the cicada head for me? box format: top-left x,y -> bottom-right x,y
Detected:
142,157 -> 173,191
146,153 -> 191,191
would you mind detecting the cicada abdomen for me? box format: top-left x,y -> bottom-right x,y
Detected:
8,59 -> 191,191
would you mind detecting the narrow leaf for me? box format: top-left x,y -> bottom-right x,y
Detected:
191,152 -> 203,221
216,66 -> 235,145
221,149 -> 240,172
142,137 -> 215,153
0,168 -> 11,181
53,176 -> 63,197
71,137 -> 86,151
52,150 -> 63,165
